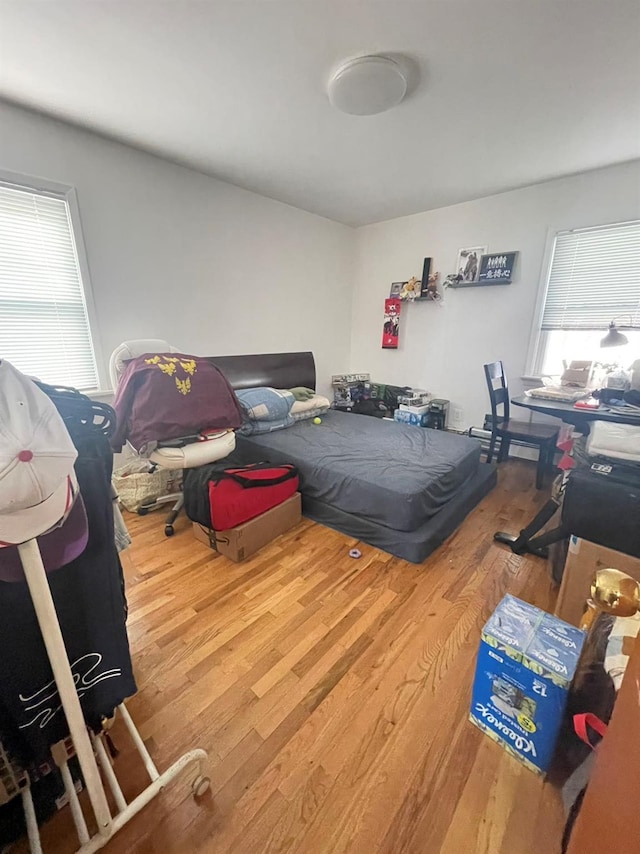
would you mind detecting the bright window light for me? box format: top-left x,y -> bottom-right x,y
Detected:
0,181 -> 98,390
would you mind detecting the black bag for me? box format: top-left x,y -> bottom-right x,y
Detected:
183,462 -> 229,527
351,399 -> 388,418
371,383 -> 412,413
561,463 -> 640,557
183,460 -> 299,529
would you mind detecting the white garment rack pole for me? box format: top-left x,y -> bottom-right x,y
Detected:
77,747 -> 209,854
91,734 -> 127,814
59,760 -> 90,845
21,786 -> 43,854
16,537 -> 211,853
17,539 -> 113,836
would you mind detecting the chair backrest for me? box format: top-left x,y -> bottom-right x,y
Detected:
109,339 -> 176,389
484,361 -> 510,426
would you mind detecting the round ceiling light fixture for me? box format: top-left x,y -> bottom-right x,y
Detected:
327,55 -> 407,116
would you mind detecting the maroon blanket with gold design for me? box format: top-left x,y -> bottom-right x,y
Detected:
111,353 -> 242,453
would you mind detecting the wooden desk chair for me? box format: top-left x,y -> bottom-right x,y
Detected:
483,361 -> 559,489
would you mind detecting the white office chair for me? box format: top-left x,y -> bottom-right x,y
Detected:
109,339 -> 236,535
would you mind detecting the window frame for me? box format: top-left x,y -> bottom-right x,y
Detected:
525,219 -> 640,379
0,169 -> 106,392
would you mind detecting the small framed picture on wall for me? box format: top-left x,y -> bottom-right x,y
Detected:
455,246 -> 486,283
478,252 -> 518,283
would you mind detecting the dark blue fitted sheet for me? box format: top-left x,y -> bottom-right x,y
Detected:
233,410 -> 482,532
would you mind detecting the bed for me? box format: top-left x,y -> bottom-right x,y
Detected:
206,351 -> 497,563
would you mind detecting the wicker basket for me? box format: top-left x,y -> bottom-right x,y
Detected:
113,460 -> 182,513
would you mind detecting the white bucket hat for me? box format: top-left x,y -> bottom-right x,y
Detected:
0,361 -> 79,546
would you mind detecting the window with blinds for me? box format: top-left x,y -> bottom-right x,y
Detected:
541,220 -> 640,331
532,220 -> 640,376
0,181 -> 98,390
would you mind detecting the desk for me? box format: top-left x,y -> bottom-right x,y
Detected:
495,395 -> 640,556
511,394 -> 640,430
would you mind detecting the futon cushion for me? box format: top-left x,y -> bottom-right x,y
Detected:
237,416 -> 294,436
290,394 -> 331,418
150,429 -> 236,469
235,387 -> 294,422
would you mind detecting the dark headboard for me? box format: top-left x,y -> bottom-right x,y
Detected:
206,351 -> 316,391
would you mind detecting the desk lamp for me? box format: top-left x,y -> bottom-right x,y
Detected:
600,315 -> 637,348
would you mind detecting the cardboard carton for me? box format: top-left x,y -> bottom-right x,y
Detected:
192,493 -> 301,562
555,536 -> 640,627
331,373 -> 370,385
470,595 -> 585,775
397,391 -> 430,406
560,360 -> 595,389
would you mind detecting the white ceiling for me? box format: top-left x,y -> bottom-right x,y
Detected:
1,1 -> 639,226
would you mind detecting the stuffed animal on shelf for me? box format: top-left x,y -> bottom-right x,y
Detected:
425,271 -> 440,301
443,273 -> 463,289
399,277 -> 421,301
400,272 -> 441,301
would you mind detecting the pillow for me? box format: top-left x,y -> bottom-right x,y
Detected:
238,415 -> 294,436
289,386 -> 316,401
290,405 -> 330,423
290,394 -> 331,415
235,387 -> 294,422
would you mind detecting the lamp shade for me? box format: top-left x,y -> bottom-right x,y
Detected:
600,322 -> 629,348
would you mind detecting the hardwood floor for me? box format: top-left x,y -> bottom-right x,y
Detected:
26,460 -> 565,853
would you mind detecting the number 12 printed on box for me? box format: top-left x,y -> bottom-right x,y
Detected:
382,298 -> 401,349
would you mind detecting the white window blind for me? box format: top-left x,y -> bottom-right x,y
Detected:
541,220 -> 640,331
0,182 -> 98,390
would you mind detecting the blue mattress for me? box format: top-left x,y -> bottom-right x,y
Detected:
302,463 -> 496,563
232,410 -> 483,532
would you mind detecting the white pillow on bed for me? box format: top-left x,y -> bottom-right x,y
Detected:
290,394 -> 330,415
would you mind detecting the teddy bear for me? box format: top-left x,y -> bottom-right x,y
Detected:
399,277 -> 421,301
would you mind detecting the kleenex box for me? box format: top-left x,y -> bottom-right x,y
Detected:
469,595 -> 585,775
398,403 -> 430,416
394,408 -> 427,427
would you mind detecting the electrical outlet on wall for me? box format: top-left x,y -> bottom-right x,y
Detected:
452,406 -> 464,426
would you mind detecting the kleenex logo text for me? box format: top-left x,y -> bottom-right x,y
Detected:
541,626 -> 577,648
474,703 -> 537,756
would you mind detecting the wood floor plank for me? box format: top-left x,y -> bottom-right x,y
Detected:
15,460 -> 565,854
251,622 -> 330,697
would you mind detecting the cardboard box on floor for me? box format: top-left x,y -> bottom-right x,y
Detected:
555,536 -> 640,627
192,493 -> 301,562
469,594 -> 585,775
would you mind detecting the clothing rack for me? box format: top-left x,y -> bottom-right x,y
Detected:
4,383 -> 210,852
16,539 -> 209,852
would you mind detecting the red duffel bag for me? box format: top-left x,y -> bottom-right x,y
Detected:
208,463 -> 299,529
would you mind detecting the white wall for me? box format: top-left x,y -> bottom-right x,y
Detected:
2,100 -> 638,423
0,102 -> 354,396
351,161 -> 640,430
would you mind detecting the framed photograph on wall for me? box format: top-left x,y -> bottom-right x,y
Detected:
455,246 -> 486,283
478,252 -> 518,283
389,281 -> 405,298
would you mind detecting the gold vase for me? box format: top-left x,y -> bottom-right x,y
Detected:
590,568 -> 640,618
